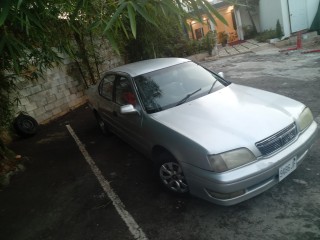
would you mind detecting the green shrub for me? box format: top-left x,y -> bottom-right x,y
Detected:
276,19 -> 283,38
0,73 -> 17,162
205,31 -> 216,56
243,25 -> 257,39
255,29 -> 278,42
256,20 -> 284,42
218,31 -> 228,45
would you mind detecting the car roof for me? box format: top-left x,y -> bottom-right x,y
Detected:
110,58 -> 191,77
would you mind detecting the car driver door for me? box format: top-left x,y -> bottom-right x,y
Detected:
112,75 -> 148,153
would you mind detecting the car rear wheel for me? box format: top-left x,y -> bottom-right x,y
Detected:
156,156 -> 189,195
94,112 -> 109,135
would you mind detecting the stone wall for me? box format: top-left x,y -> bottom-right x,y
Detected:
16,49 -> 123,124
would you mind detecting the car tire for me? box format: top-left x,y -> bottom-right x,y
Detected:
156,154 -> 189,195
94,111 -> 110,135
13,113 -> 38,137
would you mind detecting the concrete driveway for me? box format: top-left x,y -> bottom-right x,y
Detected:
1,49 -> 320,240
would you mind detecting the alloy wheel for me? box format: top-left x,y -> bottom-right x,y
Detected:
159,162 -> 188,193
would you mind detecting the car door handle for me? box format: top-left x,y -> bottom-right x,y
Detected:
113,111 -> 118,117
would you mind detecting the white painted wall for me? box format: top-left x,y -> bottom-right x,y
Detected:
280,0 -> 291,37
235,8 -> 244,40
288,0 -> 309,32
260,0 -> 320,36
210,0 -> 223,4
259,0 -> 283,31
307,0 -> 320,27
239,6 -> 260,32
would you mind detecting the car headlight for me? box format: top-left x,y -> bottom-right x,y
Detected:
208,148 -> 256,173
297,107 -> 313,132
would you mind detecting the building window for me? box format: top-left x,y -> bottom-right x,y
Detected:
195,28 -> 204,40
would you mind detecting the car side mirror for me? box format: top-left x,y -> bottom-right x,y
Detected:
120,104 -> 140,115
218,72 -> 225,78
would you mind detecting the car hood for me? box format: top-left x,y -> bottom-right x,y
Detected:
150,84 -> 305,155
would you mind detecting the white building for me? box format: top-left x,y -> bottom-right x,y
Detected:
259,0 -> 320,37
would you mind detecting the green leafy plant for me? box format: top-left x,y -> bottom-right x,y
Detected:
276,19 -> 283,38
218,31 -> 228,46
205,31 -> 216,56
255,20 -> 283,42
0,0 -> 228,163
243,25 -> 257,39
255,29 -> 278,42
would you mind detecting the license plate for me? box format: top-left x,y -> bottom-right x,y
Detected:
279,157 -> 297,182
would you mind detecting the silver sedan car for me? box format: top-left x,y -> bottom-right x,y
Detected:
87,58 -> 318,206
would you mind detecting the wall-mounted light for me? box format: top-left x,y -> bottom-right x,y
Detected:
227,6 -> 234,12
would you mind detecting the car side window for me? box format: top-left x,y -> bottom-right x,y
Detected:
99,75 -> 115,100
114,77 -> 137,106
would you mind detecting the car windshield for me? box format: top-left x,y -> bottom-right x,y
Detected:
134,62 -> 226,113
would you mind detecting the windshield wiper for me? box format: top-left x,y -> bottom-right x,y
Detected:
176,88 -> 202,106
208,80 -> 218,94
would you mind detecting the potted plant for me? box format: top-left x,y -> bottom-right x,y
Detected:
218,31 -> 228,47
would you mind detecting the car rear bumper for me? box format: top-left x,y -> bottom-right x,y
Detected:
182,121 -> 318,206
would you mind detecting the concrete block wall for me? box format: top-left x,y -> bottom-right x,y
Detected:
16,49 -> 123,124
15,63 -> 86,124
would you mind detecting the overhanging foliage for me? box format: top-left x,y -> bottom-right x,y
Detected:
0,0 -> 226,130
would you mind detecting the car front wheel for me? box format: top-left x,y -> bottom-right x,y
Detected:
157,157 -> 189,195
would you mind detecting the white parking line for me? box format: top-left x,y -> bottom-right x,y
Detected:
66,125 -> 148,240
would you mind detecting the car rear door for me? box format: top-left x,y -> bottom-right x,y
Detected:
97,74 -> 118,130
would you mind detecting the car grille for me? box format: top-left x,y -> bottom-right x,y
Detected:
256,123 -> 297,156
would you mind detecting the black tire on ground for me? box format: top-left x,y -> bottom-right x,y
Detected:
155,153 -> 189,195
13,114 -> 38,137
94,111 -> 110,135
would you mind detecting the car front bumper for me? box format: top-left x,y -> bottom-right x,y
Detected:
182,121 -> 318,206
